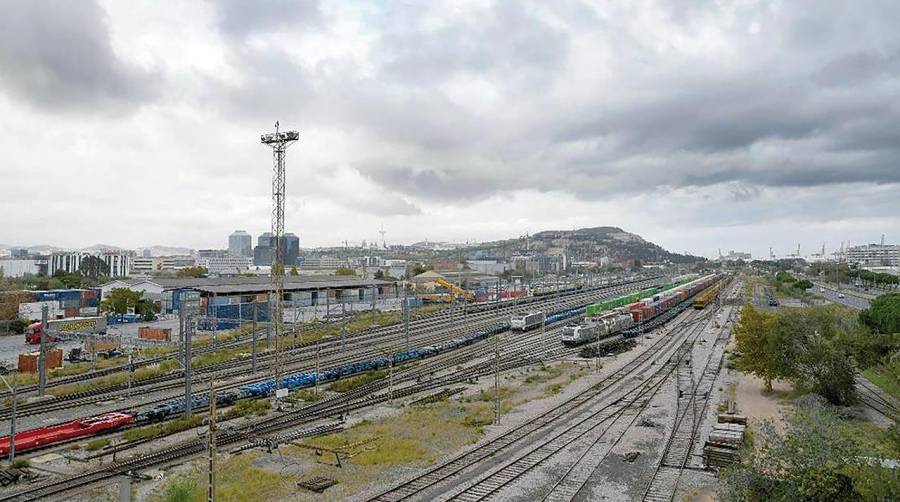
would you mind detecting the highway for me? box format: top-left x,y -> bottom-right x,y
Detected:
810,283 -> 871,310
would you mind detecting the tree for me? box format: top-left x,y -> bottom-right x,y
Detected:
859,293 -> 900,335
52,269 -> 84,288
720,397 -> 859,502
135,299 -> 160,321
410,263 -> 432,277
100,288 -> 145,315
289,266 -> 299,276
733,304 -> 783,391
175,266 -> 207,278
335,267 -> 356,276
773,307 -> 857,405
793,279 -> 813,291
373,269 -> 385,280
79,255 -> 109,278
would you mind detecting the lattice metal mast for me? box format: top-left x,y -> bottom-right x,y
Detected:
261,122 -> 299,399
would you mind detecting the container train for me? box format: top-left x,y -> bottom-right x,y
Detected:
562,275 -> 717,346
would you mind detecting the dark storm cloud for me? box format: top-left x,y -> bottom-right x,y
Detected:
0,0 -> 157,114
212,0 -> 321,39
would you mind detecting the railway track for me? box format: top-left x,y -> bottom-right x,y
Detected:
856,377 -> 900,421
0,280 -> 681,501
642,300 -> 738,501
367,305 -> 717,501
0,278 -> 656,411
0,279 -> 656,423
442,316 -> 715,502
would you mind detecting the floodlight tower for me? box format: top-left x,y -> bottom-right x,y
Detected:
261,122 -> 299,401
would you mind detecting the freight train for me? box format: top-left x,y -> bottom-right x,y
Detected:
0,319 -> 514,456
510,311 -> 546,331
0,290 -> 640,457
562,275 -> 717,346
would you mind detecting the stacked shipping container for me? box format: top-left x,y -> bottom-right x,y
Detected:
18,349 -> 63,373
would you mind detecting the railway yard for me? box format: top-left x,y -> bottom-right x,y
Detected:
0,272 -> 896,502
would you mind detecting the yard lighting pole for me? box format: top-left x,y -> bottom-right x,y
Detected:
1,369 -> 17,463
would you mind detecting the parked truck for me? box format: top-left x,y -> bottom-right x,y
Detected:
25,316 -> 107,344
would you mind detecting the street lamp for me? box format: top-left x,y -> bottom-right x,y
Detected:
0,367 -> 18,463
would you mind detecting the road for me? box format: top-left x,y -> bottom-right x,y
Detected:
810,284 -> 871,310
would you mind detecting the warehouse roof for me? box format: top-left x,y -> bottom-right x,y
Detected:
172,276 -> 389,294
101,275 -> 391,295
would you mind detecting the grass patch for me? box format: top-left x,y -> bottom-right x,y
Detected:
330,370 -> 386,393
544,383 -> 563,396
124,415 -> 204,443
524,363 -> 563,384
160,478 -> 199,502
10,458 -> 30,469
153,454 -> 288,502
223,399 -> 270,419
124,425 -> 161,442
85,438 -> 110,451
863,366 -> 900,403
301,404 -> 476,467
289,389 -> 321,402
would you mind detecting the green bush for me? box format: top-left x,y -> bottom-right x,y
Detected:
85,438 -> 110,451
162,478 -> 200,502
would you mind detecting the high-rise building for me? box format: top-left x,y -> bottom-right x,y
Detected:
284,233 -> 300,266
254,232 -> 274,266
228,230 -> 252,258
253,232 -> 300,266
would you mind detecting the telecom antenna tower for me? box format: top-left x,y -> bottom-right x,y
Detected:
261,122 -> 299,401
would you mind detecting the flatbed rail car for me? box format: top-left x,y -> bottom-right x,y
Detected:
510,311 -> 545,331
0,413 -> 133,456
693,279 -> 724,309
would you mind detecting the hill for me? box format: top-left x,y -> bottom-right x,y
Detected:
474,226 -> 704,266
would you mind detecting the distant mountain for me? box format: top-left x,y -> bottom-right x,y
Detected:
81,244 -> 126,253
473,226 -> 704,265
142,245 -> 194,256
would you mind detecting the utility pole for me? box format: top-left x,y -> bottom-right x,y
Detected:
183,306 -> 194,420
251,304 -> 258,373
494,329 -> 502,425
261,123 -> 299,406
1,369 -> 17,463
403,282 -> 410,350
314,339 -> 321,396
595,325 -> 602,373
38,305 -> 48,397
207,379 -> 217,502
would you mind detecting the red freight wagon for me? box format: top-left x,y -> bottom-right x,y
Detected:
0,413 -> 134,456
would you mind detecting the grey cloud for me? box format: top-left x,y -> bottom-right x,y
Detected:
0,0 -> 158,114
212,0 -> 321,39
377,1 -> 569,89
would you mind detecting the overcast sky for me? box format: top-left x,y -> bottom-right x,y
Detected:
1,0 -> 898,259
